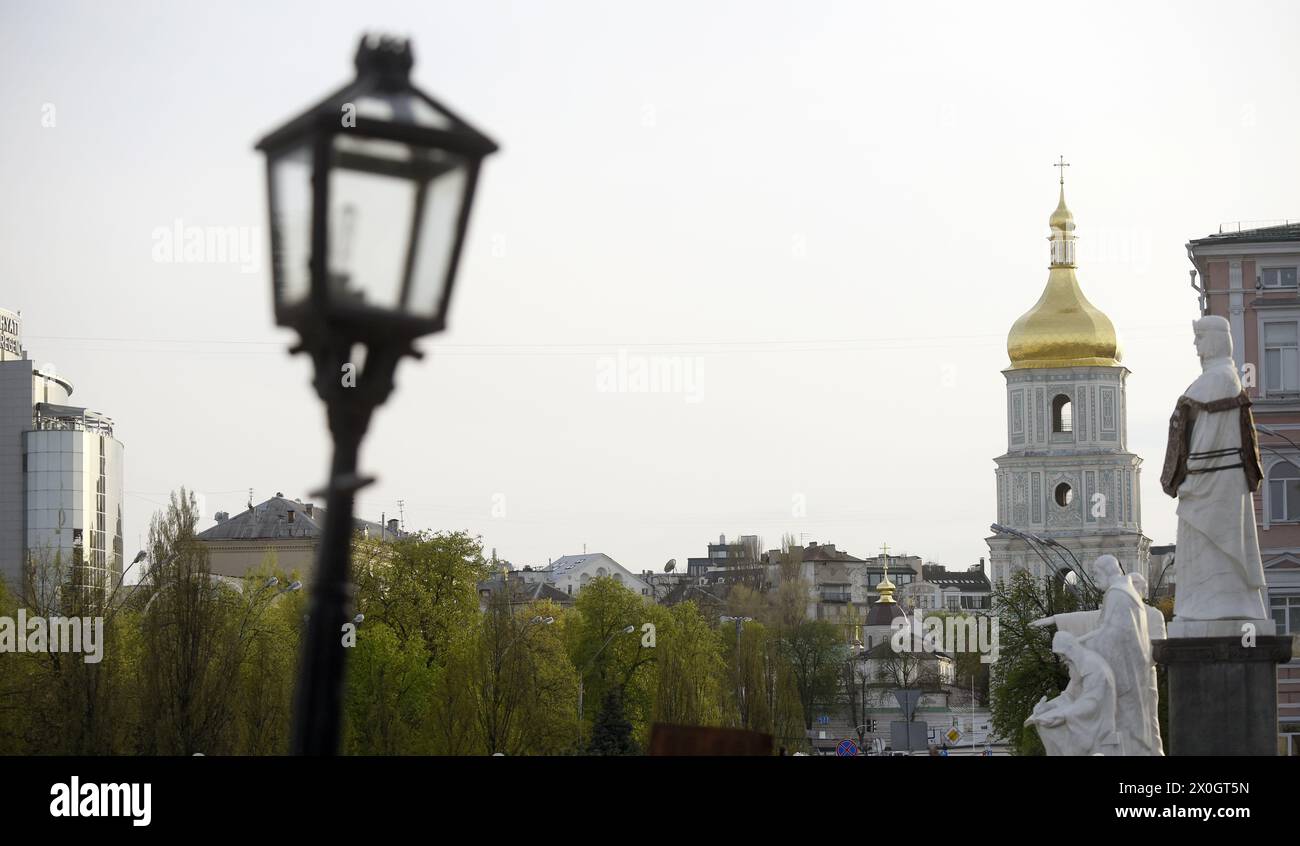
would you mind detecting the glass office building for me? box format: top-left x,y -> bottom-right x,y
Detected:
0,307 -> 124,600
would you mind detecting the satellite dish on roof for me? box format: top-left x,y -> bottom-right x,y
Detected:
665,559 -> 676,572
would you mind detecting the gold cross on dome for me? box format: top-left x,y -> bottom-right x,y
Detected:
1054,155 -> 1070,186
879,543 -> 890,557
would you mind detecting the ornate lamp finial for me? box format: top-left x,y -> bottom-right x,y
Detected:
355,34 -> 414,83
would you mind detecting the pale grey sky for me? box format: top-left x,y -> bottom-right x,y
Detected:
2,0 -> 1298,577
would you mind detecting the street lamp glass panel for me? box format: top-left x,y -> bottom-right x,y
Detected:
268,144 -> 314,310
408,157 -> 468,317
327,133 -> 469,319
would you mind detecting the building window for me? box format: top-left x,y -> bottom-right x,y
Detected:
1271,594 -> 1300,634
1051,394 -> 1072,433
1268,461 -> 1300,522
1264,321 -> 1300,394
1054,482 -> 1074,507
1261,267 -> 1299,289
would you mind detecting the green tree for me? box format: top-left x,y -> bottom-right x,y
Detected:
651,601 -> 726,728
0,540 -> 141,754
353,530 -> 490,669
232,556 -> 305,754
569,577 -> 657,743
470,593 -> 579,755
587,687 -> 639,756
722,618 -> 807,752
988,570 -> 1078,755
781,620 -> 848,729
135,487 -> 283,755
343,621 -> 435,754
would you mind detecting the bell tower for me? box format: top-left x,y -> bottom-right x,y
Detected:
988,166 -> 1151,586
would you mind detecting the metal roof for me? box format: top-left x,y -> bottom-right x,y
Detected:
1189,222 -> 1300,246
195,494 -> 395,541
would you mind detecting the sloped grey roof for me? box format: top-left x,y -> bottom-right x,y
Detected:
195,495 -> 394,541
478,576 -> 575,607
1189,222 -> 1300,246
545,553 -> 614,575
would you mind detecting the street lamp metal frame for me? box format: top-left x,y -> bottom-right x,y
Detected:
254,34 -> 497,755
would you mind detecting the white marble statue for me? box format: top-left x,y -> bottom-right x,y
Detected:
1032,555 -> 1160,755
1159,315 -> 1269,625
1024,631 -> 1119,757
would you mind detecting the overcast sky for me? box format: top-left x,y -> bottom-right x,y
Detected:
2,0 -> 1298,579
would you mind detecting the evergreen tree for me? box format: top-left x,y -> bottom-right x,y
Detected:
587,688 -> 639,756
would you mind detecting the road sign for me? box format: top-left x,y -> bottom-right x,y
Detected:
945,727 -> 962,744
892,689 -> 922,721
836,739 -> 859,757
890,720 -> 928,753
817,714 -> 830,725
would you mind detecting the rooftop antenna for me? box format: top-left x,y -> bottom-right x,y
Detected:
248,488 -> 254,512
397,499 -> 405,531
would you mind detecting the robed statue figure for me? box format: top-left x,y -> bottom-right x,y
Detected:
1160,315 -> 1269,622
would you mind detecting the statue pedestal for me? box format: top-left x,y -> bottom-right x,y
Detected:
1152,636 -> 1293,755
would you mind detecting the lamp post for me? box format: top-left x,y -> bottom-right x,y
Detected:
990,522 -> 1100,604
720,615 -> 753,724
255,34 -> 498,755
577,624 -> 636,745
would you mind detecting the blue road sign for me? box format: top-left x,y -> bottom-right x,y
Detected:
836,739 -> 859,757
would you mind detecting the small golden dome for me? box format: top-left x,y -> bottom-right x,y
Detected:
1049,185 -> 1075,232
1006,185 -> 1121,370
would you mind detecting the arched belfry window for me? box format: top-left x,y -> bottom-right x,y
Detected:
1052,394 -> 1073,433
1268,461 -> 1300,522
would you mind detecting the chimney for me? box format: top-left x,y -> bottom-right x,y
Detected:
808,541 -> 818,548
387,518 -> 399,535
215,511 -> 228,523
288,510 -> 296,523
304,503 -> 314,518
275,491 -> 284,498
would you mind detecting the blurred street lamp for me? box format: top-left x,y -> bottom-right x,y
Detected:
255,33 -> 498,755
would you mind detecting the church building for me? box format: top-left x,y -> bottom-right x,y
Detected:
987,169 -> 1151,587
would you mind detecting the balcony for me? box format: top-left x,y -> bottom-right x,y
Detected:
820,590 -> 853,603
33,403 -> 115,438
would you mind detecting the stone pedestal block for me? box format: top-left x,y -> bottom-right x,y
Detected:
1152,636 -> 1293,756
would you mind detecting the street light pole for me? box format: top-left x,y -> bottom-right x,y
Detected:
256,35 -> 497,756
577,624 -> 635,746
291,352 -> 390,755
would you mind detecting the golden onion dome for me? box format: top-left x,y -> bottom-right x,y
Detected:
1006,184 -> 1121,369
1048,185 -> 1075,233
